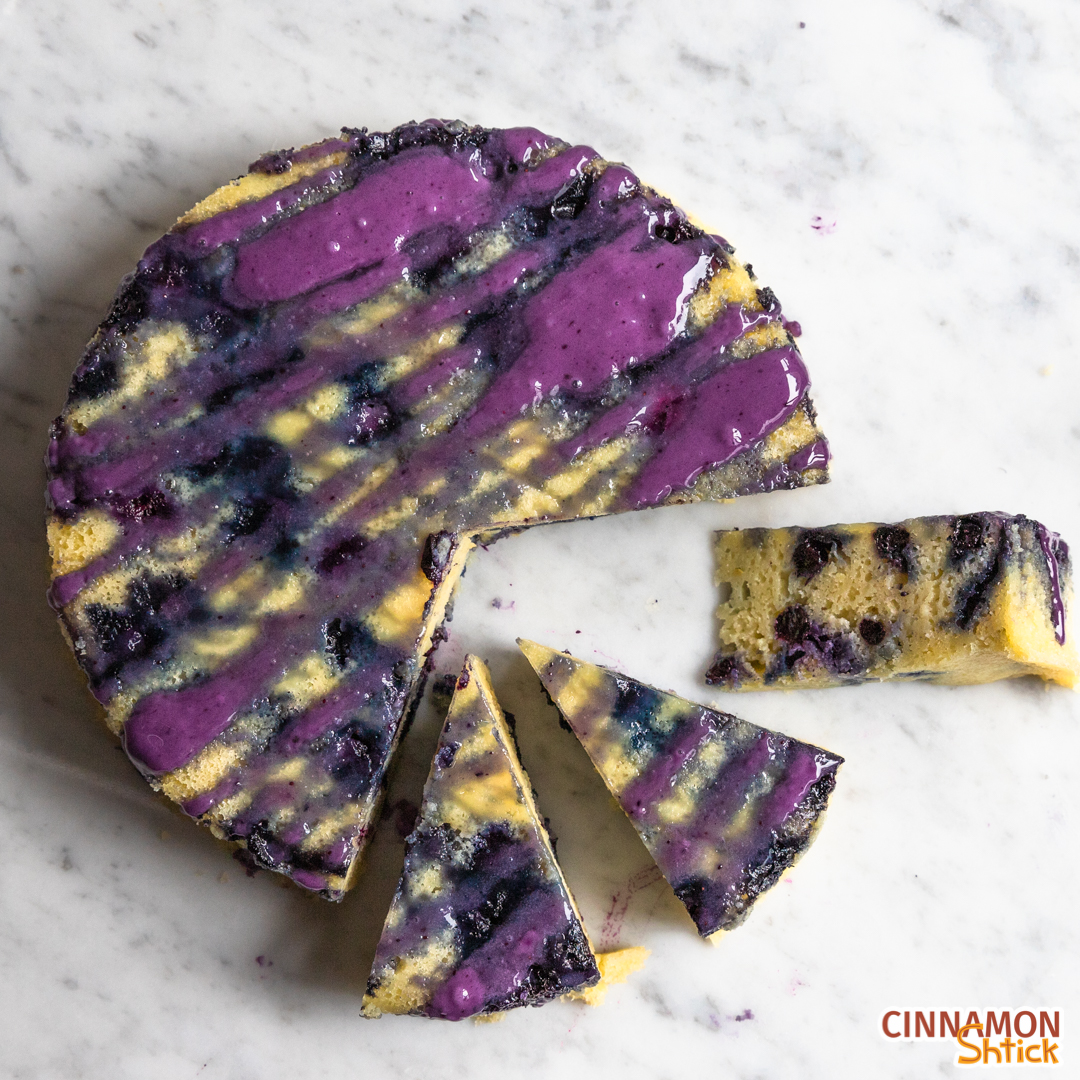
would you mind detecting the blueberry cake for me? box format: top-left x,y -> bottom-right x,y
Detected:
45,120 -> 829,898
362,655 -> 599,1019
519,640 -> 842,938
706,513 -> 1078,690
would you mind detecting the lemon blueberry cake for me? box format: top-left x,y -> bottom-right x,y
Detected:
45,120 -> 829,897
362,655 -> 599,1019
706,514 -> 1077,690
519,640 -> 842,938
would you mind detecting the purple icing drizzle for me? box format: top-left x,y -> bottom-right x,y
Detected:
787,438 -> 830,472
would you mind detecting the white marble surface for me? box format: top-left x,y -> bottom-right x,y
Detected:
2,1 -> 1078,1076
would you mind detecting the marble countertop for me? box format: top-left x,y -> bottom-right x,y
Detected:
2,1 -> 1078,1076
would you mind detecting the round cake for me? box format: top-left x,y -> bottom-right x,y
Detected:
46,120 -> 828,898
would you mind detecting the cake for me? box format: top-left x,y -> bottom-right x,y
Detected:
706,513 -> 1078,690
518,640 -> 842,937
45,119 -> 829,897
362,655 -> 599,1019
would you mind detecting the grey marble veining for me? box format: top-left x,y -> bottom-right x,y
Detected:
1,1 -> 1078,1077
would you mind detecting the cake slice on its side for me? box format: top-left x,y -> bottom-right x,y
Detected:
362,655 -> 599,1020
706,513 -> 1078,691
519,641 -> 842,939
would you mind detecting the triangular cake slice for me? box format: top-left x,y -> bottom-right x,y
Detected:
362,655 -> 599,1019
46,119 -> 830,897
519,640 -> 842,938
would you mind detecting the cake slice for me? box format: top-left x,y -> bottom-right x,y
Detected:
362,655 -> 599,1019
706,513 -> 1078,690
46,119 -> 830,897
519,640 -> 842,938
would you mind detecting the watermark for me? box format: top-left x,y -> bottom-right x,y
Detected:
881,1010 -> 1060,1066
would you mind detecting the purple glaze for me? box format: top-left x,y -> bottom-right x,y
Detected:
464,231 -> 713,428
425,889 -> 566,1020
180,162 -> 350,254
124,669 -> 265,774
232,150 -> 495,304
620,708 -> 718,818
628,346 -> 809,504
430,967 -> 487,1021
787,438 -> 830,472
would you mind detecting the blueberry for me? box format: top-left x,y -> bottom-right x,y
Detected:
435,742 -> 459,771
249,148 -> 294,175
508,204 -> 551,241
84,603 -> 132,652
422,531 -> 456,583
775,604 -> 810,643
821,635 -> 865,677
115,489 -> 169,522
873,525 -> 912,572
343,363 -> 383,402
950,515 -> 985,563
858,618 -> 886,646
68,352 -> 119,402
317,534 -> 367,573
704,653 -> 744,686
223,497 -> 272,541
327,723 -> 384,791
349,400 -> 395,446
792,530 -> 842,579
323,617 -> 375,671
756,287 -> 779,312
100,276 -> 149,336
550,173 -> 592,220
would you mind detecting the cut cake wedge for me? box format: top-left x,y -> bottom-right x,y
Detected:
519,640 -> 842,938
362,654 -> 599,1019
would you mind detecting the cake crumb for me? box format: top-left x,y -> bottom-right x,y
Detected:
473,1012 -> 505,1024
569,947 -> 649,1006
1040,364 -> 1054,376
